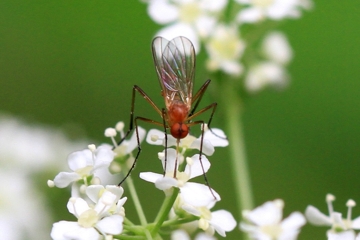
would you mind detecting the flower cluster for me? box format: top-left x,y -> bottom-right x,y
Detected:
48,122 -> 237,239
144,0 -> 312,92
141,126 -> 236,237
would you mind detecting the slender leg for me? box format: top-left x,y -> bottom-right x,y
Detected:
188,120 -> 217,200
117,85 -> 163,146
161,108 -> 168,175
117,115 -> 164,186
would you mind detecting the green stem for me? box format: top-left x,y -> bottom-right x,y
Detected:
151,188 -> 180,236
220,80 -> 254,216
126,176 -> 148,226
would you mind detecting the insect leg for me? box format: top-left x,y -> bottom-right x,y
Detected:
118,116 -> 164,186
161,108 -> 168,175
187,120 -> 218,201
117,85 -> 163,146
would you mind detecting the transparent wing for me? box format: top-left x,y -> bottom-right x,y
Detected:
152,36 -> 195,109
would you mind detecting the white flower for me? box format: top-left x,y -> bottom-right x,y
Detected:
105,122 -> 146,158
140,148 -> 220,206
53,145 -> 115,188
245,31 -> 292,92
305,194 -> 360,239
236,0 -> 312,23
205,24 -> 245,76
240,199 -> 306,240
146,126 -> 228,156
181,201 -> 237,237
245,61 -> 288,92
51,185 -> 126,240
146,0 -> 228,51
262,31 -> 293,65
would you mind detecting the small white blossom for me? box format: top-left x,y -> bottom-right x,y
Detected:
53,145 -> 115,188
146,0 -> 228,51
305,194 -> 360,239
240,199 -> 306,240
262,31 -> 293,65
109,123 -> 146,158
245,31 -> 292,92
140,148 -> 220,206
245,61 -> 288,92
181,200 -> 237,237
146,127 -> 228,156
236,0 -> 312,23
51,185 -> 126,240
205,24 -> 245,76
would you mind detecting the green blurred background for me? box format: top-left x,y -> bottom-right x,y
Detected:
1,1 -> 360,239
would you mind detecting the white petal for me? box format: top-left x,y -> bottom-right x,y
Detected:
126,126 -> 146,153
117,197 -> 128,208
237,8 -> 263,23
194,16 -> 216,38
85,185 -> 104,203
327,230 -> 356,240
200,0 -> 227,11
204,128 -> 228,147
182,204 -> 201,216
210,210 -> 237,236
245,200 -> 283,226
158,148 -> 178,172
51,221 -> 78,240
279,212 -> 306,240
146,129 -> 165,145
68,150 -> 92,170
352,216 -> 360,229
262,31 -> 293,65
155,176 -> 178,190
185,154 -> 210,179
235,0 -> 250,3
304,205 -> 332,226
140,172 -> 163,183
105,185 -> 124,201
172,229 -> 191,240
94,191 -> 117,214
267,0 -> 297,19
67,197 -> 90,216
181,182 -> 220,207
148,0 -> 179,24
94,145 -> 114,166
51,221 -> 100,240
96,215 -> 124,235
195,232 -> 217,240
220,60 -> 243,76
239,222 -> 257,233
280,212 -> 306,230
190,139 -> 214,156
155,23 -> 200,53
54,172 -> 80,188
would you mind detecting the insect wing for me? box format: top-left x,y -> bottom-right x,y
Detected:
152,36 -> 195,108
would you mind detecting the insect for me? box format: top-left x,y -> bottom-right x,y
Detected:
118,36 -> 219,199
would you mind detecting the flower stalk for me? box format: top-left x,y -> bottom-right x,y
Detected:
220,79 -> 254,216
